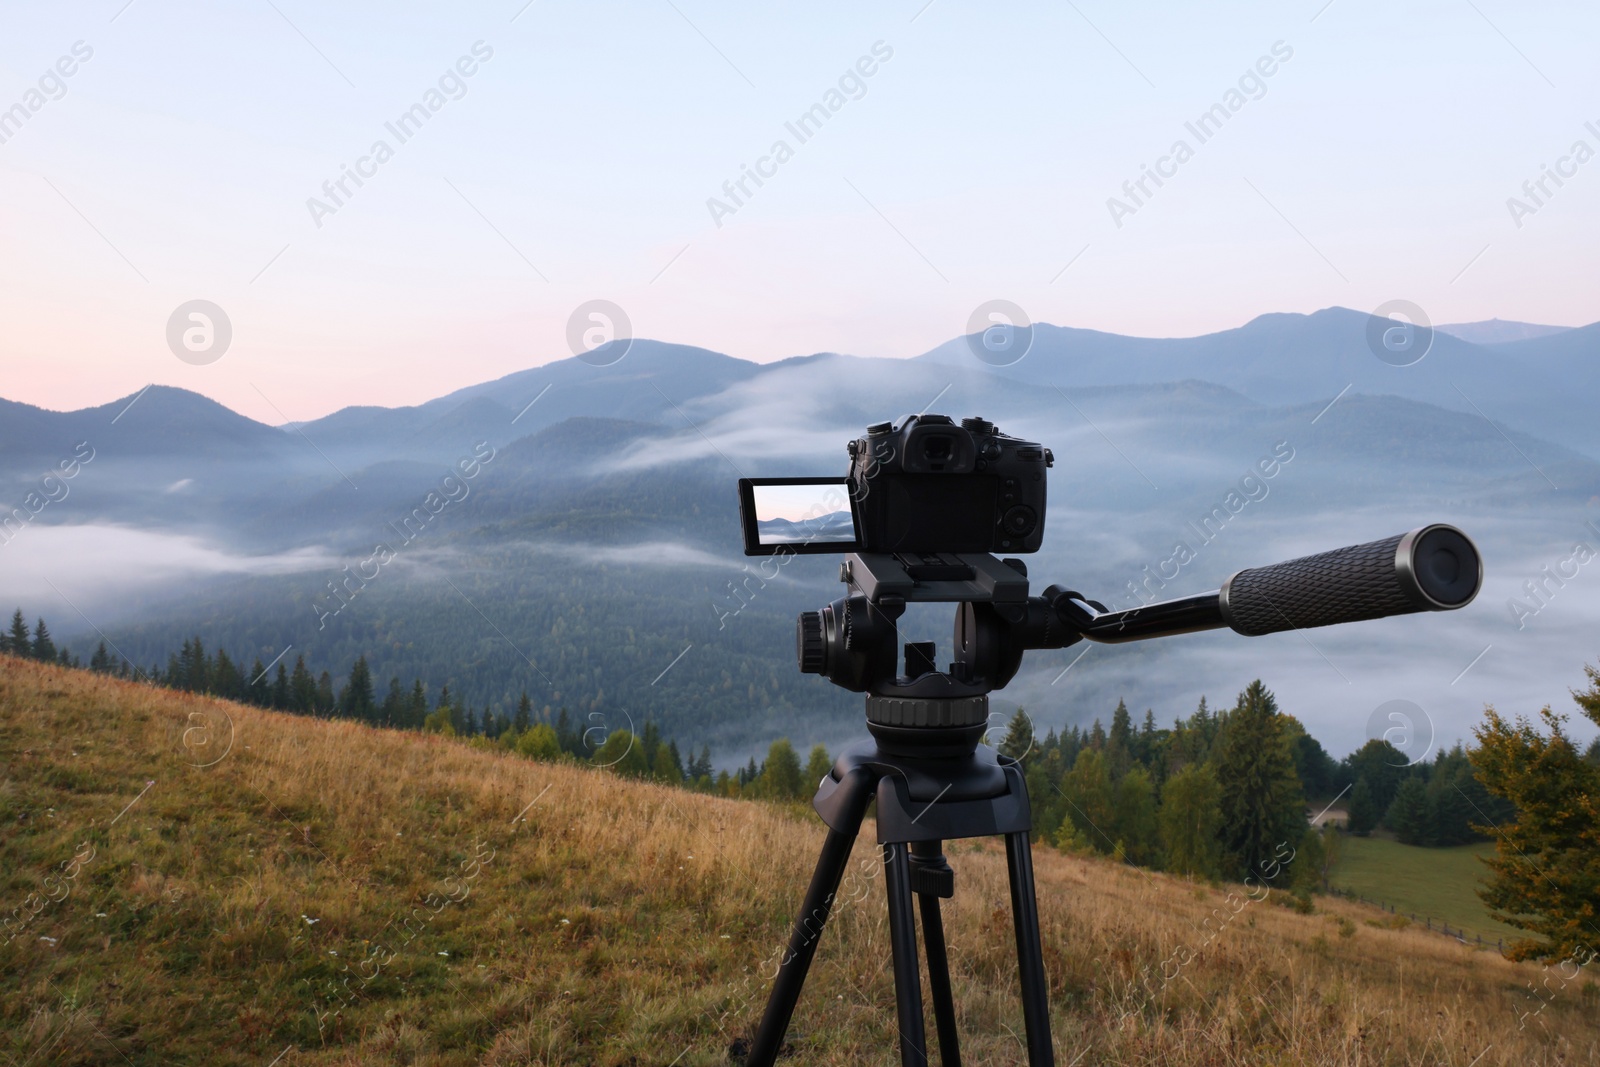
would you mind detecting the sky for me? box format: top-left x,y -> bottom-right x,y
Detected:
2,0 -> 1598,423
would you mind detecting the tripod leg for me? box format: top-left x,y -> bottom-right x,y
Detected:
746,767 -> 876,1067
1004,831 -> 1055,1066
916,893 -> 962,1067
884,840 -> 930,1067
909,839 -> 961,1067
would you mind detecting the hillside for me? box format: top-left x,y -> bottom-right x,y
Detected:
2,659 -> 1595,1066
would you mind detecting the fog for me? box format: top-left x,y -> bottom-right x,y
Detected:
0,524 -> 335,624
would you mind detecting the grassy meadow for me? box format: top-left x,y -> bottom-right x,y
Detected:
1329,835 -> 1527,946
2,656 -> 1596,1065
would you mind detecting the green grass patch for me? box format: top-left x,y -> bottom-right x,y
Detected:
1330,835 -> 1524,943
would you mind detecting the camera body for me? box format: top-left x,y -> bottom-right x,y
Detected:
849,414 -> 1052,555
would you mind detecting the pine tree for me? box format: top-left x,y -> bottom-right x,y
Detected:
89,642 -> 110,672
514,692 -> 532,733
409,680 -> 428,729
31,619 -> 57,663
1343,739 -> 1407,815
1287,717 -> 1338,799
1058,725 -> 1083,770
1385,777 -> 1432,844
211,649 -> 242,702
7,609 -> 29,655
998,708 -> 1035,761
1138,708 -> 1157,766
641,721 -> 663,774
1471,667 -> 1600,962
245,659 -> 268,703
315,671 -> 335,714
339,656 -> 376,721
1214,680 -> 1305,882
272,663 -> 291,710
290,656 -> 316,713
1107,699 -> 1133,777
379,678 -> 405,727
1089,718 -> 1107,751
1348,777 -> 1379,834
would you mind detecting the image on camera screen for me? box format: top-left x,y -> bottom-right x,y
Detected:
751,483 -> 856,545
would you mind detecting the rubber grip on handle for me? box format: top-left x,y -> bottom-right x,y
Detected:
1219,524 -> 1481,637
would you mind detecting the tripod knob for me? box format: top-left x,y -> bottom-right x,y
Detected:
797,611 -> 826,674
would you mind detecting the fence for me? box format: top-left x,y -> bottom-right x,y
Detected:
1327,887 -> 1507,954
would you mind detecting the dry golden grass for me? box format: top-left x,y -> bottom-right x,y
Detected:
2,656 -> 1596,1065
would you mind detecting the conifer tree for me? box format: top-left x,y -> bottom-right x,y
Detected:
1107,699 -> 1134,776
379,677 -> 405,726
1347,777 -> 1378,834
31,619 -> 57,663
290,656 -> 316,712
1385,777 -> 1432,844
339,656 -> 375,721
7,609 -> 29,655
998,708 -> 1035,761
409,680 -> 428,729
1215,680 -> 1305,881
555,708 -> 577,754
641,721 -> 663,773
272,663 -> 291,709
212,649 -> 242,701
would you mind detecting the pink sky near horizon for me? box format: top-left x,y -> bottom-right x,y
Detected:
3,1 -> 1597,425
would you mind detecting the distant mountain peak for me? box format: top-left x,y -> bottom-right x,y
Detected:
1435,318 -> 1575,345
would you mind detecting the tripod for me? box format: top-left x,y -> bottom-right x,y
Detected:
739,524 -> 1482,1064
744,552 -> 1060,1066
745,710 -> 1053,1066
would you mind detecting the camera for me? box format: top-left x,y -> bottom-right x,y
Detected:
738,414 -> 1052,556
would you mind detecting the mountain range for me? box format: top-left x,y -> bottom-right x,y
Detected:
2,307 -> 1596,762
